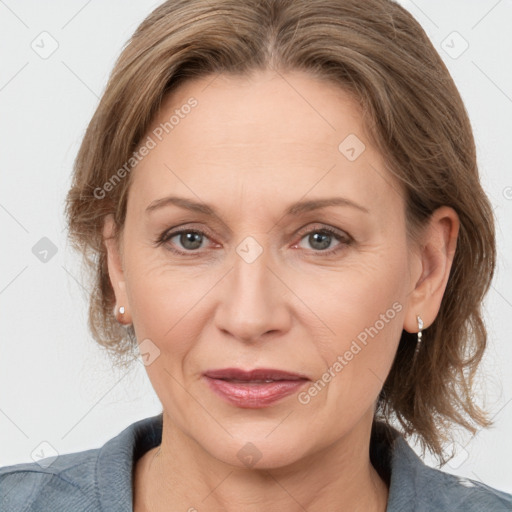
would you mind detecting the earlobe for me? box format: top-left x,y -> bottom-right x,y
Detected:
103,214 -> 132,324
403,206 -> 459,333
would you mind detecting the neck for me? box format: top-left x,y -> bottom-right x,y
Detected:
134,412 -> 389,512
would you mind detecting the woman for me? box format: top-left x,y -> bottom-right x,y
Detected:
1,0 -> 511,510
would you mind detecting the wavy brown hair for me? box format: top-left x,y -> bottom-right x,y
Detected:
64,0 -> 496,462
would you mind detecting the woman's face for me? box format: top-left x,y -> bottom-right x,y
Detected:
107,69 -> 421,468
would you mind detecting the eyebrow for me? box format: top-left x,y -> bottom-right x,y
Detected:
145,195 -> 369,217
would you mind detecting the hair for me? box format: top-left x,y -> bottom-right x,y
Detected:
65,0 -> 496,463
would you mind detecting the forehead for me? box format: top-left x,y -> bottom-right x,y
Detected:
128,70 -> 403,220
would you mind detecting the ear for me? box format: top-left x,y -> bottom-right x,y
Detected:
103,214 -> 131,325
403,206 -> 459,334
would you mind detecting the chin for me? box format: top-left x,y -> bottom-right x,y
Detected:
202,424 -> 315,470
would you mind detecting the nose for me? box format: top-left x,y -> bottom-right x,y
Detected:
214,243 -> 292,344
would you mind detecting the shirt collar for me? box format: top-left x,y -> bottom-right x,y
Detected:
95,413 -> 426,511
96,413 -> 163,511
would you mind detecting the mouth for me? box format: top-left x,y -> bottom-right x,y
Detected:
202,368 -> 310,408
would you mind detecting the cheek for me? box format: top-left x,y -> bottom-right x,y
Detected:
124,261 -> 207,410
296,248 -> 406,340
123,249 -> 200,349
282,254 -> 407,444
294,249 -> 407,396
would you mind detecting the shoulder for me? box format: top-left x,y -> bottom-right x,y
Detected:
0,448 -> 100,511
0,413 -> 163,512
387,431 -> 512,511
417,464 -> 512,511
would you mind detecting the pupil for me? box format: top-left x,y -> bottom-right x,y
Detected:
310,232 -> 331,250
181,232 -> 202,250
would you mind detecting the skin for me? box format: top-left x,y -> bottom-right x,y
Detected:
103,69 -> 459,511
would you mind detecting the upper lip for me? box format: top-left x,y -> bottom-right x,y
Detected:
204,368 -> 310,381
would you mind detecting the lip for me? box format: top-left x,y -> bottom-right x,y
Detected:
203,368 -> 310,408
204,368 -> 309,381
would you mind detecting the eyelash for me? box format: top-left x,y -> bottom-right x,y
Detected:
155,224 -> 352,258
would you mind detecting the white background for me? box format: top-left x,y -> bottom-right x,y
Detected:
0,0 -> 511,494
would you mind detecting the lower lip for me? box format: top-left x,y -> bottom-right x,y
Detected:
204,376 -> 308,408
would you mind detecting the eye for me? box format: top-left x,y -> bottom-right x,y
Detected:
294,226 -> 351,256
156,224 -> 352,257
174,231 -> 204,250
158,229 -> 211,253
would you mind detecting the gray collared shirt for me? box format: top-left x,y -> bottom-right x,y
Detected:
1,414 -> 511,511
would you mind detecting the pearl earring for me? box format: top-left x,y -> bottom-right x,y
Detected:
119,306 -> 125,315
